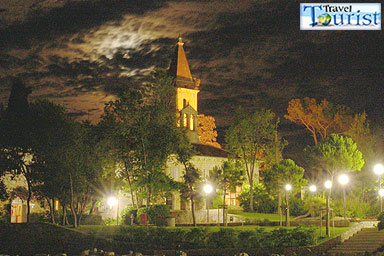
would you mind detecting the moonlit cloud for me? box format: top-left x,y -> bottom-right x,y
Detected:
0,0 -> 261,123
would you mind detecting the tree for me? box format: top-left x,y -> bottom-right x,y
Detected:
307,134 -> 364,178
0,79 -> 35,223
306,134 -> 364,235
285,97 -> 372,145
209,160 -> 244,225
286,98 -> 379,201
343,112 -> 381,201
98,90 -> 144,209
100,71 -> 186,206
55,121 -> 106,228
264,159 -> 307,222
225,108 -> 277,212
197,114 -> 221,148
27,100 -> 77,224
173,124 -> 202,226
0,181 -> 7,201
180,163 -> 201,226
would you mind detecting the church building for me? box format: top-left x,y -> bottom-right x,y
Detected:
165,37 -> 239,211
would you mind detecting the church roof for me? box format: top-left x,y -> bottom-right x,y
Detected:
192,143 -> 229,158
168,37 -> 198,89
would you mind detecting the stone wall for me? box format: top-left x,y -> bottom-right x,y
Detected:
174,209 -> 243,225
340,220 -> 378,242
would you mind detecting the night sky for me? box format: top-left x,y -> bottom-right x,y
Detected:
0,0 -> 383,154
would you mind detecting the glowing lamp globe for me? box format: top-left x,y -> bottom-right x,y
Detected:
324,180 -> 332,189
203,184 -> 213,194
107,196 -> 118,207
338,174 -> 349,185
379,189 -> 384,197
285,184 -> 292,191
374,164 -> 384,176
309,185 -> 317,192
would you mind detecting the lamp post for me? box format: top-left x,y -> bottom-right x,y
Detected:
203,184 -> 213,224
338,174 -> 349,220
285,184 -> 292,227
379,189 -> 384,204
324,180 -> 332,237
107,196 -> 119,225
374,164 -> 384,212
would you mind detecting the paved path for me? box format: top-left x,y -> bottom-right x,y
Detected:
328,227 -> 384,256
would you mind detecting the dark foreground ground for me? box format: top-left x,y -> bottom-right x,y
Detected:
0,223 -> 340,256
0,223 -> 134,255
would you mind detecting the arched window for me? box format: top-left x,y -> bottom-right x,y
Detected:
190,115 -> 195,131
183,113 -> 188,127
183,99 -> 187,108
176,113 -> 181,127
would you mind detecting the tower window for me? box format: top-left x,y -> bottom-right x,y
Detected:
183,113 -> 188,127
183,99 -> 187,108
190,115 -> 195,131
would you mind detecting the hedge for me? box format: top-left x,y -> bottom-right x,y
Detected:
113,225 -> 316,250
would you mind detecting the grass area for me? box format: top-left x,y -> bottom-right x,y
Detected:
76,225 -> 118,238
77,225 -> 293,237
228,210 -> 292,221
315,226 -> 350,244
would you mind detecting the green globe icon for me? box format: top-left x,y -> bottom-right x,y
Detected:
317,14 -> 331,25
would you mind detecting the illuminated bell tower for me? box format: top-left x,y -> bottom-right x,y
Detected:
169,36 -> 200,144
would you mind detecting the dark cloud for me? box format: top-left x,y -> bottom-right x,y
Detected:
0,0 -> 383,155
0,0 -> 166,49
67,110 -> 89,118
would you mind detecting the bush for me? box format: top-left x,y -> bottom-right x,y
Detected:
29,212 -> 47,223
289,225 -> 317,246
303,196 -> 326,217
136,205 -> 170,226
120,206 -> 137,225
104,217 -> 117,226
152,227 -> 187,248
146,204 -> 170,226
113,225 -> 316,250
378,212 -> 384,231
182,227 -> 208,248
211,190 -> 224,209
0,203 -> 10,223
289,196 -> 306,216
333,198 -> 373,218
81,214 -> 104,225
29,210 -> 61,223
237,230 -> 257,248
207,228 -> 237,248
239,183 -> 277,213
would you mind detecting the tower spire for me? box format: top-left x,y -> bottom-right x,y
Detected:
170,36 -> 201,144
169,36 -> 199,89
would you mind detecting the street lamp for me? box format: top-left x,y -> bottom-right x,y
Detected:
379,188 -> 384,198
324,180 -> 332,237
285,184 -> 292,227
309,185 -> 317,193
203,183 -> 213,224
107,196 -> 119,225
374,164 -> 384,212
324,180 -> 332,189
338,174 -> 349,220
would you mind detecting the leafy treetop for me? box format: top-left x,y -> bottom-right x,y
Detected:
306,134 -> 364,178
